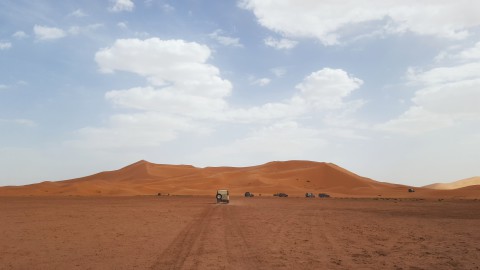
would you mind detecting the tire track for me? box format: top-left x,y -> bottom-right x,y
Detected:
151,202 -> 263,269
151,205 -> 215,270
223,205 -> 263,269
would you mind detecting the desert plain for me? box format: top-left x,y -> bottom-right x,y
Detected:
1,160 -> 480,269
1,196 -> 480,269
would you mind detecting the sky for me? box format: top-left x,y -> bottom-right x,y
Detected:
1,0 -> 480,187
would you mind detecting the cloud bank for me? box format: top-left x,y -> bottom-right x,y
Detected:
240,0 -> 480,45
71,38 -> 364,149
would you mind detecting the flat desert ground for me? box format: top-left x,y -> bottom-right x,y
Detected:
1,196 -> 480,269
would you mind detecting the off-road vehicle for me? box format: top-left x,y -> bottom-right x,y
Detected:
216,189 -> 229,203
318,193 -> 330,198
305,192 -> 315,198
244,192 -> 254,197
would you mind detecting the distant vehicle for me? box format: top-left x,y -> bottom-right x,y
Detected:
408,188 -> 415,193
244,192 -> 254,197
318,193 -> 331,198
274,192 -> 288,197
305,193 -> 315,198
216,189 -> 229,203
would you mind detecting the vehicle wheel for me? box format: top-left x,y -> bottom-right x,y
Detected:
216,194 -> 222,200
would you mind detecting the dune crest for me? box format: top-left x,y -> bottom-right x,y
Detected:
423,176 -> 480,190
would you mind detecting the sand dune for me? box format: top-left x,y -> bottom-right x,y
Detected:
0,160 -> 478,198
424,176 -> 480,190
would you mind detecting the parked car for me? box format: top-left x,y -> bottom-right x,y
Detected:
216,189 -> 229,203
408,188 -> 415,193
276,193 -> 288,197
305,192 -> 315,198
318,193 -> 331,198
244,192 -> 254,197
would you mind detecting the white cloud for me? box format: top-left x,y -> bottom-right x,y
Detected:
377,106 -> 455,135
209,30 -> 243,47
435,42 -> 480,63
294,68 -> 363,110
251,77 -> 271,86
235,69 -> 363,124
69,9 -> 87,17
456,42 -> 480,61
68,24 -> 103,35
95,38 -> 232,97
12,31 -> 28,39
412,80 -> 480,117
109,0 -> 135,12
33,25 -> 66,40
378,41 -> 480,135
77,38 -> 364,149
0,84 -> 8,89
239,0 -> 480,45
264,36 -> 298,50
0,42 -> 12,50
161,3 -> 174,12
408,63 -> 480,85
117,22 -> 128,29
74,38 -> 234,148
271,67 -> 286,77
226,68 -> 363,123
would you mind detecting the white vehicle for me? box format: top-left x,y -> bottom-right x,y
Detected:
216,189 -> 229,203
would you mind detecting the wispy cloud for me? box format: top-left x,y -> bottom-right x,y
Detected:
271,67 -> 286,77
0,118 -> 37,127
264,36 -> 298,50
33,25 -> 66,41
109,0 -> 135,12
0,81 -> 29,90
117,22 -> 128,29
241,0 -> 480,45
250,77 -> 271,86
0,42 -> 12,50
209,30 -> 243,47
161,3 -> 174,12
69,9 -> 87,18
12,31 -> 28,39
378,42 -> 480,135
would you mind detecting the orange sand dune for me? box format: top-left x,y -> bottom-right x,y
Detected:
0,160 -> 478,198
423,176 -> 480,190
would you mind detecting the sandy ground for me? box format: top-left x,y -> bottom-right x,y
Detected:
1,196 -> 479,269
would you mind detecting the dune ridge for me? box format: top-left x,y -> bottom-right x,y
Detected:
0,160 -> 478,198
423,176 -> 480,190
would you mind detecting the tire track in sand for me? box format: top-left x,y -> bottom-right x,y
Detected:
150,205 -> 215,270
222,205 -> 262,269
151,202 -> 262,269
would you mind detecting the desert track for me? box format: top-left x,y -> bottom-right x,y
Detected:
151,202 -> 260,270
1,196 -> 480,269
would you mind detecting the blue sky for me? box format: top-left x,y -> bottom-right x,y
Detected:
1,0 -> 480,186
